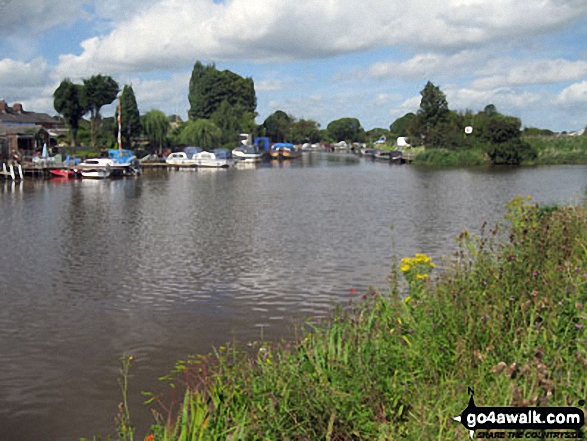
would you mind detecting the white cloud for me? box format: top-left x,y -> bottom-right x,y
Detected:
0,58 -> 50,88
369,50 -> 484,80
255,80 -> 287,92
54,0 -> 587,76
472,59 -> 587,89
556,80 -> 587,107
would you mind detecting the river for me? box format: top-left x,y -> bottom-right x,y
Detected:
0,153 -> 586,440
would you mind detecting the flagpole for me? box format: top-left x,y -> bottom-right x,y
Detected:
117,96 -> 122,152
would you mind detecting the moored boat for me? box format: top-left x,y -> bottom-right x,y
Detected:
49,169 -> 81,179
193,149 -> 235,167
78,158 -> 112,179
270,143 -> 299,160
107,149 -> 140,175
233,144 -> 265,162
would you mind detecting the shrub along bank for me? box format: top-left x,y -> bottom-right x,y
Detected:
95,197 -> 586,441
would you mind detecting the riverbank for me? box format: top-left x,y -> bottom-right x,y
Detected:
408,135 -> 587,166
103,196 -> 587,440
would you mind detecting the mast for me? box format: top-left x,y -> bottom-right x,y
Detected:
117,95 -> 122,152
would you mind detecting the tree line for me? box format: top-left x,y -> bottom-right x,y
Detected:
53,64 -> 547,164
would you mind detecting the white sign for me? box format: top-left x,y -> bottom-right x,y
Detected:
465,126 -> 473,134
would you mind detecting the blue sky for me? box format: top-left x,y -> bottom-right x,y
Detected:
1,0 -> 587,132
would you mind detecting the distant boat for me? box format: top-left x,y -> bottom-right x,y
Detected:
165,147 -> 202,166
193,149 -> 234,168
270,143 -> 299,160
233,144 -> 265,162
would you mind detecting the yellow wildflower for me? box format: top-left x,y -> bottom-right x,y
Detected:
400,264 -> 411,272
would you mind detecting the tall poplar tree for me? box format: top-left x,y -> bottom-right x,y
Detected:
116,85 -> 141,149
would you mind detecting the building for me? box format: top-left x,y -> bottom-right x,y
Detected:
0,100 -> 66,161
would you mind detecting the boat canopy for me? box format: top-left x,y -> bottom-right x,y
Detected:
108,149 -> 136,164
184,146 -> 203,158
271,142 -> 294,151
213,149 -> 232,159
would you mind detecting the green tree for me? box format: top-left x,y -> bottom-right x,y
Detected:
366,128 -> 391,144
326,117 -> 365,143
53,79 -> 87,146
482,116 -> 537,164
417,81 -> 449,146
211,100 -> 247,147
389,112 -> 416,137
290,119 -> 321,144
262,111 -> 293,142
188,62 -> 256,120
83,74 -> 119,148
115,85 -> 141,149
143,110 -> 170,154
179,119 -> 222,150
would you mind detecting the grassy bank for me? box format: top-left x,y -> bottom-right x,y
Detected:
412,148 -> 487,166
522,135 -> 587,165
97,197 -> 587,440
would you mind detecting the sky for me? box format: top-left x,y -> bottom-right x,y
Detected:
1,0 -> 587,132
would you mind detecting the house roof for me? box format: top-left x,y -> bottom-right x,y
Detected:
0,124 -> 49,136
0,101 -> 63,126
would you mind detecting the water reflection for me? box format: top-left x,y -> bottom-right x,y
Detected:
1,157 -> 587,440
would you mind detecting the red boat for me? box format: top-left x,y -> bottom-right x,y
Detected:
49,169 -> 81,179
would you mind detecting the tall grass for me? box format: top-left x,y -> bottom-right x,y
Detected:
413,148 -> 487,166
99,197 -> 586,440
524,135 -> 587,164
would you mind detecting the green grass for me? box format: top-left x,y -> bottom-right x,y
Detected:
413,148 -> 487,166
524,135 -> 587,164
92,197 -> 587,441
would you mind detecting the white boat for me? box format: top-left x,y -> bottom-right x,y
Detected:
165,147 -> 202,166
78,158 -> 112,179
232,145 -> 265,162
193,149 -> 234,168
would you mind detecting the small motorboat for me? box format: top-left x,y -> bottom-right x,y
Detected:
232,145 -> 265,162
165,147 -> 202,166
270,143 -> 299,160
49,169 -> 81,179
193,149 -> 235,167
78,158 -> 112,179
107,149 -> 140,175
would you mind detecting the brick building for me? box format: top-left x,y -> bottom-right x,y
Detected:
0,100 -> 66,161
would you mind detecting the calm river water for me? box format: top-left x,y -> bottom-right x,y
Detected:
1,153 -> 586,440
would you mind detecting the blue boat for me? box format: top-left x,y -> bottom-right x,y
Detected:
107,149 -> 140,175
270,142 -> 299,160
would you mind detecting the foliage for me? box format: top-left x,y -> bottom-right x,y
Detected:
143,110 -> 170,153
326,117 -> 365,143
116,85 -> 141,149
412,148 -> 487,166
83,74 -> 120,148
53,79 -> 87,146
366,127 -> 391,144
477,116 -> 537,164
523,127 -> 555,137
188,61 -> 256,120
417,81 -> 449,145
290,119 -> 321,144
210,100 -> 256,148
523,135 -> 587,164
262,110 -> 293,143
389,112 -> 416,137
179,119 -> 222,150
